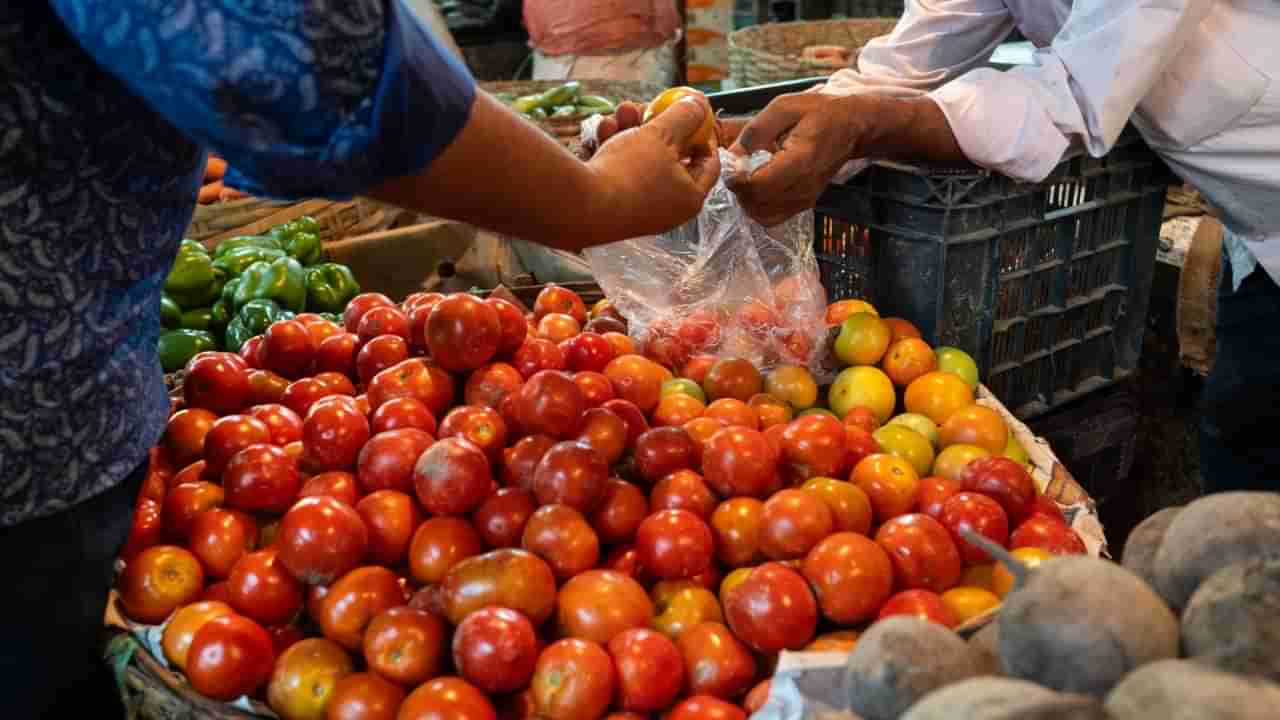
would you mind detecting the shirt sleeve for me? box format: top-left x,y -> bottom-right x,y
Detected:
48,0 -> 476,200
819,0 -> 1015,99
929,0 -> 1215,182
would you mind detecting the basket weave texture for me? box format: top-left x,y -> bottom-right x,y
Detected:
185,197 -> 405,252
729,18 -> 900,87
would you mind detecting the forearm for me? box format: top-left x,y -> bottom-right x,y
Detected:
368,92 -> 614,252
853,95 -> 968,166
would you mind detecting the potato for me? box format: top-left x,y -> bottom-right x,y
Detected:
844,616 -> 983,720
902,677 -> 1109,720
968,621 -> 1003,676
1121,506 -> 1181,589
1181,556 -> 1280,682
1104,659 -> 1280,720
1152,492 -> 1280,611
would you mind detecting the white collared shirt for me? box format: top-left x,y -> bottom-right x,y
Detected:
819,0 -> 1280,288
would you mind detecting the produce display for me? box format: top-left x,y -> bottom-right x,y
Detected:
197,153 -> 251,204
159,217 -> 362,372
497,81 -> 617,121
119,283 -> 1101,720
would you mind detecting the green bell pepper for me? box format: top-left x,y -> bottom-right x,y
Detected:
538,81 -> 580,109
212,245 -> 287,278
210,299 -> 231,339
270,217 -> 324,266
158,329 -> 218,373
180,307 -> 214,331
178,239 -> 209,257
160,294 -> 182,330
164,245 -> 216,298
222,277 -> 242,305
233,256 -> 307,313
213,235 -> 282,259
225,298 -> 286,352
305,263 -> 361,314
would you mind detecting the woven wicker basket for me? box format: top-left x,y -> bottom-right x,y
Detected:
729,18 -> 900,88
482,80 -> 666,152
186,197 -> 412,253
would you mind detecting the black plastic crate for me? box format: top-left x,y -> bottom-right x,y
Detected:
814,129 -> 1169,418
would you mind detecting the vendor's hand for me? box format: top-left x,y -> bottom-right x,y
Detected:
728,92 -> 870,227
587,96 -> 721,240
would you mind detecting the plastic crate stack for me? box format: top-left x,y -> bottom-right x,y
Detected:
814,128 -> 1170,418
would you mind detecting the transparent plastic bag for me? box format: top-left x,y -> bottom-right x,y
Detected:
585,149 -> 831,379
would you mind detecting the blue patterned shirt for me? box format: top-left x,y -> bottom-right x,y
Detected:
0,1 -> 475,526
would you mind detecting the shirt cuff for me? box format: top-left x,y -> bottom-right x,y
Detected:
928,68 -> 1070,184
227,0 -> 476,201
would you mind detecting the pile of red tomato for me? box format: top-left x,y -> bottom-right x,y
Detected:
119,284 -> 1086,720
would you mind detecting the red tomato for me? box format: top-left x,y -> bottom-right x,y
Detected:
298,471 -> 361,506
601,399 -> 649,447
413,437 -> 493,516
343,293 -> 395,333
780,415 -> 847,481
257,320 -> 317,379
668,696 -> 747,720
486,298 -> 528,356
203,414 -> 271,480
635,509 -> 714,580
514,370 -> 586,440
317,566 -> 407,651
188,508 -> 259,579
501,434 -> 556,490
280,377 -> 333,418
314,332 -> 360,377
226,549 -> 305,625
634,427 -> 698,484
187,614 -> 275,700
164,408 -> 217,468
161,481 -> 224,542
246,369 -> 291,406
356,490 -> 423,567
877,589 -> 958,627
302,396 -> 371,472
939,492 -> 1011,564
278,496 -> 370,585
513,338 -> 567,379
328,673 -> 406,720
572,371 -> 616,408
802,532 -> 894,625
452,606 -> 539,695
722,562 -> 818,653
703,427 -> 780,499
759,488 -> 834,560
363,606 -> 448,687
1010,514 -> 1087,555
464,363 -> 524,409
532,441 -> 609,514
1029,493 -> 1068,525
239,336 -> 264,369
370,396 -> 437,436
440,406 -> 508,466
473,487 -> 538,549
399,677 -> 496,720
357,306 -> 411,345
121,498 -> 164,563
674,622 -> 756,700
408,516 -> 484,585
426,294 -> 502,372
356,428 -> 434,494
184,352 -> 250,415
246,403 -> 304,446
575,407 -> 628,466
843,426 -> 883,474
917,475 -> 962,519
355,334 -> 409,385
534,285 -> 588,323
223,444 -> 302,514
960,457 -> 1037,525
561,333 -> 616,374
875,513 -> 963,593
531,639 -> 615,720
366,358 -> 437,412
313,371 -> 358,397
267,624 -> 306,657
607,628 -> 683,713
118,545 -> 205,624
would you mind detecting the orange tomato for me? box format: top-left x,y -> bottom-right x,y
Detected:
851,454 -> 920,523
941,587 -> 1001,624
825,299 -> 879,326
959,564 -> 997,592
834,313 -> 892,366
604,354 -> 666,413
644,86 -> 716,147
603,332 -> 636,358
932,444 -> 992,483
162,601 -> 235,671
804,630 -> 860,653
118,545 -> 206,625
704,398 -> 759,429
904,371 -> 976,425
748,394 -> 793,429
266,637 -> 355,720
652,393 -> 706,427
993,547 -> 1052,597
882,317 -> 923,343
762,366 -> 818,411
939,404 -> 1009,455
882,338 -> 938,387
843,406 -> 881,433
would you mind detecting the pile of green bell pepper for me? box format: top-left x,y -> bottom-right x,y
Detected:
499,82 -> 617,121
157,215 -> 363,367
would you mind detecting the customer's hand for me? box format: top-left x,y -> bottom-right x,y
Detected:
593,101 -> 647,148
586,96 -> 721,240
728,92 -> 870,227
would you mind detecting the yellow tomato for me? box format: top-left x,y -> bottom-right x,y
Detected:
835,313 -> 892,367
904,372 -> 976,425
932,443 -> 992,483
644,86 -> 716,146
829,366 -> 896,424
941,587 -> 1001,624
939,404 -> 1009,455
993,547 -> 1054,597
872,424 -> 936,478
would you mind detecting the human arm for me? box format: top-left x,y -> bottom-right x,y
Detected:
49,0 -> 716,250
731,0 -> 1216,224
